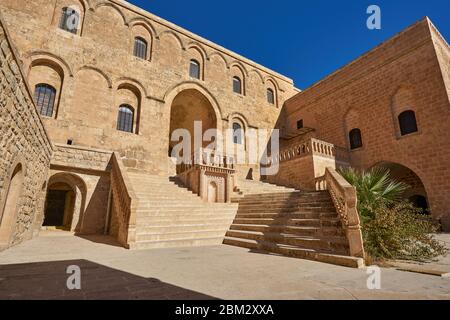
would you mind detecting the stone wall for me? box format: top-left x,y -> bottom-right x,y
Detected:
0,0 -> 298,178
282,18 -> 450,226
0,13 -> 52,249
48,144 -> 112,235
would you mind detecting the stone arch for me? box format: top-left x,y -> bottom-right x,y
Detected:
248,69 -> 265,84
187,46 -> 206,81
115,77 -> 148,98
391,85 -> 417,138
164,82 -> 224,125
187,42 -> 208,61
265,77 -> 278,107
370,161 -> 430,213
44,172 -> 87,232
343,108 -> 362,150
207,181 -> 218,203
158,30 -> 186,50
0,162 -> 25,247
167,83 -> 223,157
27,55 -> 67,119
209,52 -> 229,68
115,82 -> 143,134
230,64 -> 246,95
130,19 -> 155,61
78,65 -> 112,88
229,61 -> 248,76
94,2 -> 128,26
52,0 -> 88,36
24,51 -> 73,77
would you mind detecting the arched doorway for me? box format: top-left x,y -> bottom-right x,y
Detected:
207,182 -> 218,203
43,173 -> 87,232
168,88 -> 219,159
0,164 -> 24,246
43,182 -> 75,230
374,162 -> 429,214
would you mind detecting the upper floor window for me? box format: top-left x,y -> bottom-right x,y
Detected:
133,37 -> 148,60
117,105 -> 134,133
398,110 -> 418,136
34,84 -> 56,117
59,7 -> 80,34
297,119 -> 304,130
233,122 -> 244,145
189,59 -> 200,79
233,77 -> 242,95
349,128 -> 363,150
267,88 -> 275,105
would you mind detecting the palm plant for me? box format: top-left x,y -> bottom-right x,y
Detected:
339,167 -> 409,222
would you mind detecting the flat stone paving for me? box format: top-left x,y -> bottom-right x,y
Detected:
0,231 -> 449,300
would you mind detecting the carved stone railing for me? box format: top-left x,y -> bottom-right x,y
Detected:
269,138 -> 350,165
317,167 -> 365,258
110,152 -> 138,248
177,149 -> 236,203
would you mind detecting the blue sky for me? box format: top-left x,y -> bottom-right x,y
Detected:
128,0 -> 450,89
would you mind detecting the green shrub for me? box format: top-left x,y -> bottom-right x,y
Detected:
339,167 -> 447,261
362,202 -> 446,261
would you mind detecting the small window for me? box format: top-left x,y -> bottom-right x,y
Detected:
267,88 -> 275,105
233,123 -> 244,145
349,128 -> 363,150
398,110 -> 418,136
233,77 -> 242,94
297,119 -> 304,130
189,60 -> 200,79
133,37 -> 148,60
117,105 -> 134,133
34,84 -> 57,117
59,7 -> 80,34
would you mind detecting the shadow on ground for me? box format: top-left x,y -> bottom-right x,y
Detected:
0,259 -> 218,300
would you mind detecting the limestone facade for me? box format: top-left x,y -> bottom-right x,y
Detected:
0,14 -> 52,249
278,18 -> 450,229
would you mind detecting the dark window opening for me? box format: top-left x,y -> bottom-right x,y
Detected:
233,123 -> 243,145
59,7 -> 80,34
34,84 -> 56,117
67,139 -> 73,146
349,128 -> 363,150
189,60 -> 200,79
399,110 -> 418,136
117,105 -> 134,133
267,88 -> 275,105
233,77 -> 242,94
133,37 -> 148,59
297,119 -> 304,130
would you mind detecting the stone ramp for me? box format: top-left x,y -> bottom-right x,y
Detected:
127,172 -> 238,250
224,191 -> 364,268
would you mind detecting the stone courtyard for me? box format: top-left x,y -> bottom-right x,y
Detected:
0,231 -> 449,300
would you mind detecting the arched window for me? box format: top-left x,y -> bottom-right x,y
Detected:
233,76 -> 242,94
117,105 -> 134,133
267,88 -> 275,105
398,110 -> 418,136
349,128 -> 363,150
34,84 -> 56,117
233,122 -> 244,145
189,59 -> 200,79
59,7 -> 80,34
133,37 -> 148,60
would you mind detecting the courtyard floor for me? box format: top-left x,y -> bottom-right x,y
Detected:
0,231 -> 449,300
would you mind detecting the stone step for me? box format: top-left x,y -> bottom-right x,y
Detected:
237,207 -> 337,214
237,203 -> 335,210
233,217 -> 340,227
229,223 -> 344,237
225,230 -> 349,252
138,217 -> 236,226
136,229 -> 227,242
136,206 -> 237,213
235,212 -> 337,219
223,237 -> 363,268
137,222 -> 235,234
132,237 -> 225,250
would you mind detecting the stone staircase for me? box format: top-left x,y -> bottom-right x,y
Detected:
224,190 -> 364,268
126,172 -> 238,250
233,179 -> 298,199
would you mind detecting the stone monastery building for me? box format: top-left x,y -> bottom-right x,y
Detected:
0,0 -> 449,267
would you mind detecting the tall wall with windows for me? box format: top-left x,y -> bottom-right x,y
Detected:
280,18 -> 450,228
0,0 -> 298,177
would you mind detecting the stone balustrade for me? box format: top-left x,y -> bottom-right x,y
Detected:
318,168 -> 365,258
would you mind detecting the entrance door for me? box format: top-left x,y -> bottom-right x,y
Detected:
43,190 -> 68,227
